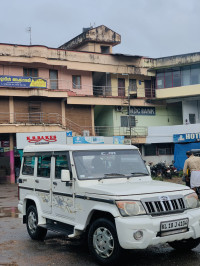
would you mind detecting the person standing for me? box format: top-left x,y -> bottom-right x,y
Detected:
183,151 -> 200,191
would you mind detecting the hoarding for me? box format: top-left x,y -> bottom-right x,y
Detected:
0,75 -> 47,88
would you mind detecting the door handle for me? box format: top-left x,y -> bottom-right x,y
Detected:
53,182 -> 57,186
35,179 -> 39,183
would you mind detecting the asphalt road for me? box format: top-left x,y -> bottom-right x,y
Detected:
1,184 -> 200,266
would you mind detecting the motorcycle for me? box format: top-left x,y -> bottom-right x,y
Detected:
149,161 -> 172,179
169,160 -> 179,176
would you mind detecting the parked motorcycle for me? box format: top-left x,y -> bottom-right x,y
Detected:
169,160 -> 179,176
149,161 -> 172,179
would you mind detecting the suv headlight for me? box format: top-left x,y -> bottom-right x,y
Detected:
184,193 -> 200,209
116,201 -> 146,216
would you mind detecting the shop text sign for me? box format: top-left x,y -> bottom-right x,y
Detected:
16,132 -> 66,149
0,75 -> 47,88
173,133 -> 200,143
129,107 -> 155,116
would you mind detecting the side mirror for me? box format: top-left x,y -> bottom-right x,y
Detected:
61,169 -> 71,182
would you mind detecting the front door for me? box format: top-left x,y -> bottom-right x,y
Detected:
51,152 -> 75,221
34,155 -> 52,214
118,78 -> 125,96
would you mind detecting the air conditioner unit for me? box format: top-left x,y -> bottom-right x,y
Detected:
115,106 -> 122,112
83,130 -> 90,136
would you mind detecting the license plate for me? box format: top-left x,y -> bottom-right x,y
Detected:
161,218 -> 189,232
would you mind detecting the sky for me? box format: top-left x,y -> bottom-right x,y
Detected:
1,0 -> 200,58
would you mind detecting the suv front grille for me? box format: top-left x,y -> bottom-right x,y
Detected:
142,196 -> 185,216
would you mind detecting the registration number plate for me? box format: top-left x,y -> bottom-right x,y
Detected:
161,218 -> 189,232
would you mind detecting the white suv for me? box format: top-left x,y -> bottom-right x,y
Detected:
18,144 -> 200,265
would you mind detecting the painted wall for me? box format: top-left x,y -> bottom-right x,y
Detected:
182,100 -> 200,124
156,84 -> 200,99
95,106 -> 114,136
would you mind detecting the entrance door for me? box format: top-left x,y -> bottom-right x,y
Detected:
118,78 -> 125,96
34,155 -> 52,214
51,152 -> 75,221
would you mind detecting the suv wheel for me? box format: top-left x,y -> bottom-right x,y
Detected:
26,205 -> 47,240
168,238 -> 200,251
88,218 -> 122,265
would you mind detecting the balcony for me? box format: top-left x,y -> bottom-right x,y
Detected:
0,112 -> 148,139
0,75 -> 155,100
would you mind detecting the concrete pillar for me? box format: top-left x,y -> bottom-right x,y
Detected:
9,134 -> 15,184
61,99 -> 66,127
9,96 -> 14,123
91,106 -> 95,136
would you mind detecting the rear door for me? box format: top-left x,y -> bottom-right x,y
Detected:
19,155 -> 36,199
34,154 -> 52,214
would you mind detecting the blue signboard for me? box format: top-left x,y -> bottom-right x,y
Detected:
173,133 -> 200,143
73,136 -> 104,144
0,75 -> 47,88
113,136 -> 124,144
66,131 -> 72,137
129,107 -> 155,116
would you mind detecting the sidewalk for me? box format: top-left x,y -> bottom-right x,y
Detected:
0,184 -> 18,208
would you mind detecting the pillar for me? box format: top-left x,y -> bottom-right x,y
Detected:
91,106 -> 95,136
9,134 -> 15,184
9,96 -> 14,123
61,99 -> 66,127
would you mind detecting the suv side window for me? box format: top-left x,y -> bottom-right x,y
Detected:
37,155 -> 51,178
22,156 -> 35,176
55,155 -> 69,179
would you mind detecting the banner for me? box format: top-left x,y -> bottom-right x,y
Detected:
73,136 -> 104,144
0,75 -> 47,88
129,106 -> 155,116
173,133 -> 200,143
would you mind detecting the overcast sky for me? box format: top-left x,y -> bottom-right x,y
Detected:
1,0 -> 200,58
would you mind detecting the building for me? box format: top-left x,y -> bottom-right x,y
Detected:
1,25 -> 200,183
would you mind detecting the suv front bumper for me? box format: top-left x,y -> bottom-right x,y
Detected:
115,208 -> 200,249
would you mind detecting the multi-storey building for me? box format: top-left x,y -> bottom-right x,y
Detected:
1,25 -> 200,183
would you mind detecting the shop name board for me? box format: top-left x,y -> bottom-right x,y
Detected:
0,75 -> 47,88
173,133 -> 200,143
129,107 -> 155,116
27,135 -> 57,143
16,132 -> 66,149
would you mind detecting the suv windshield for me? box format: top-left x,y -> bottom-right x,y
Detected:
73,149 -> 149,180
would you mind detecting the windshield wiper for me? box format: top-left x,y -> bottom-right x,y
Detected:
129,172 -> 149,177
104,173 -> 126,177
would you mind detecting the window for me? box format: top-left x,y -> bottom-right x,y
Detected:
72,75 -> 81,89
144,145 -> 157,156
55,155 -> 69,179
37,155 -> 51,178
173,70 -> 181,87
101,46 -> 110,54
191,66 -> 200,85
181,67 -> 190,86
24,68 -> 38,77
165,72 -> 172,88
129,79 -> 137,91
156,73 -> 164,89
49,69 -> 58,90
22,156 -> 35,176
121,116 -> 135,127
189,113 -> 196,124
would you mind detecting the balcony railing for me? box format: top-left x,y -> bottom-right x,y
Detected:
0,77 -> 155,99
0,112 -> 148,137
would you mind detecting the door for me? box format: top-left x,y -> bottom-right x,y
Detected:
51,152 -> 75,221
118,78 -> 125,96
34,155 -> 52,214
19,156 -> 36,199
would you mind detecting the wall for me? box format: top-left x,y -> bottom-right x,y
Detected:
182,100 -> 200,124
94,106 -> 114,136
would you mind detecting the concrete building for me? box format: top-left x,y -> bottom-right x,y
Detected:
1,25 -> 200,183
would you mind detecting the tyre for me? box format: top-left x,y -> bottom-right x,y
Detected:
88,218 -> 122,265
26,205 -> 47,240
168,238 -> 200,251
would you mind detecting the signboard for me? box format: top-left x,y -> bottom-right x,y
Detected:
16,132 -> 66,149
73,136 -> 104,144
173,133 -> 200,143
0,75 -> 47,88
113,136 -> 124,144
66,131 -> 72,137
129,107 -> 155,116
